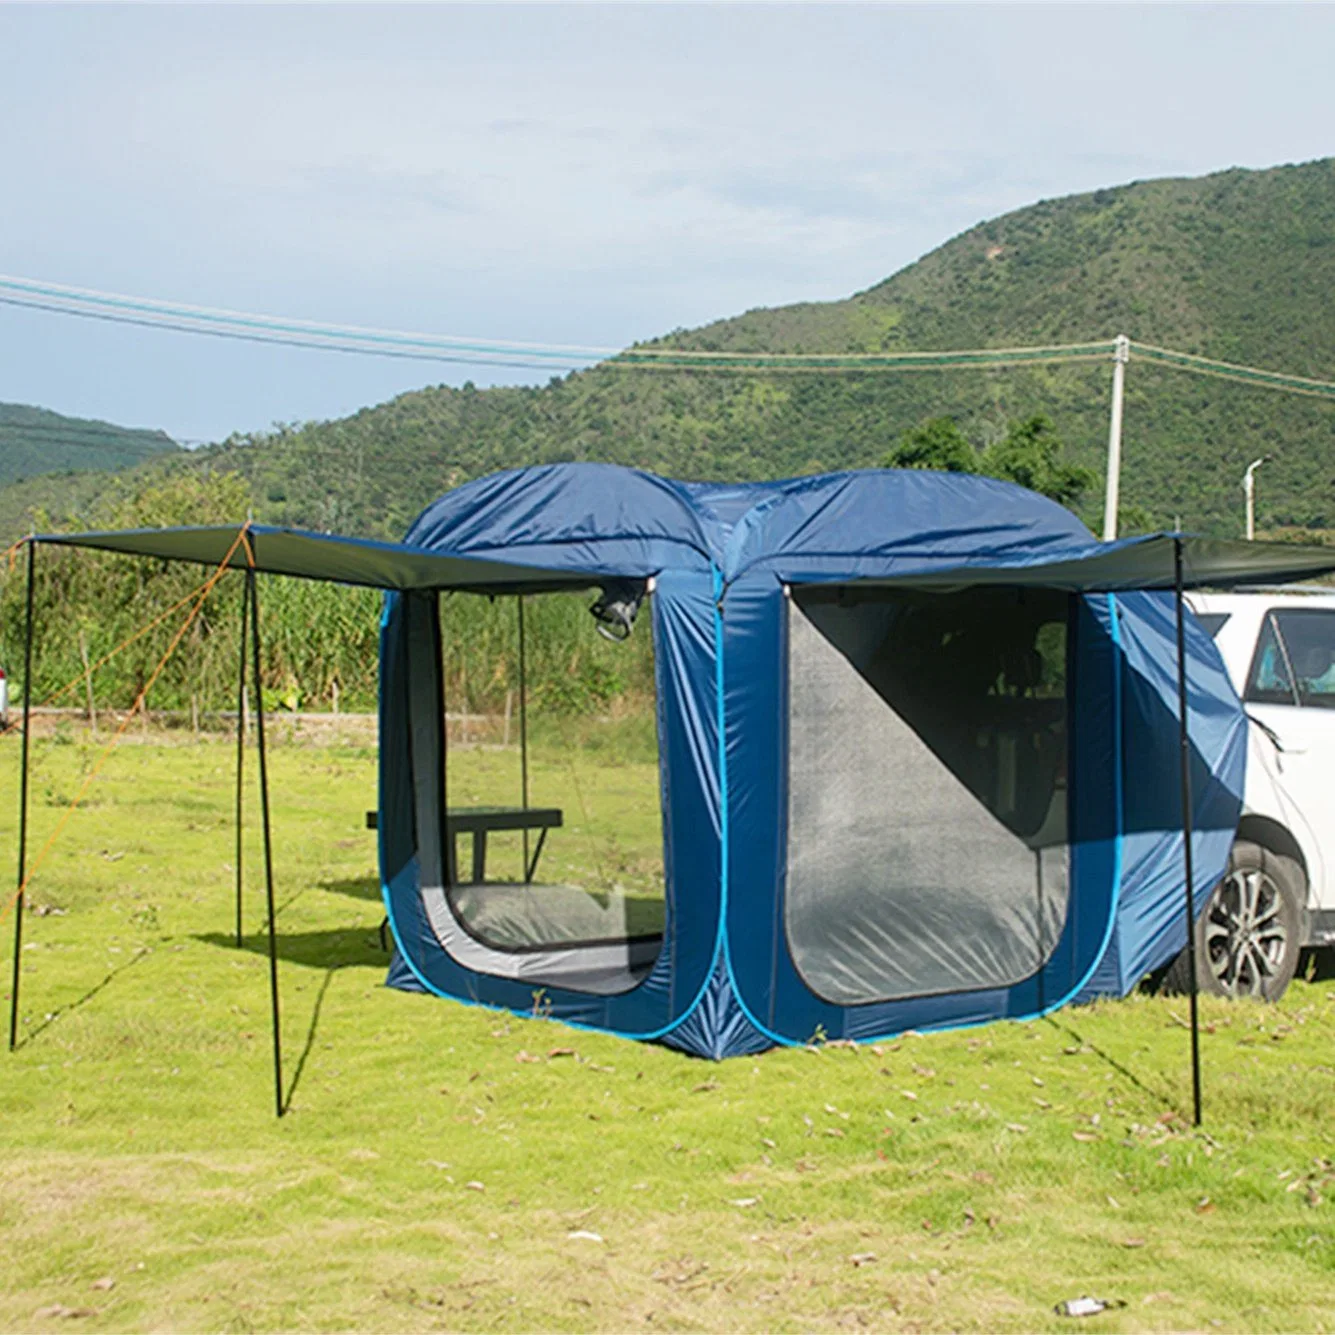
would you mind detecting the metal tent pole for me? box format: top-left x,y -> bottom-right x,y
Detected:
1173,537 -> 1204,1126
436,596 -> 454,890
234,573 -> 248,948
9,541 -> 36,1051
247,567 -> 284,1118
518,595 -> 531,880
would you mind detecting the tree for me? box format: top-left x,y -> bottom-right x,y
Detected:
885,412 -> 1095,511
884,417 -> 978,472
981,414 -> 1095,509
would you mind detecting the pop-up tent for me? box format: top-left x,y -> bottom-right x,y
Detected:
19,464 -> 1335,1119
376,464 -> 1259,1058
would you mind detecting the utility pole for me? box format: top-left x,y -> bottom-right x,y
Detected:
1243,456 -> 1270,541
1102,334 -> 1131,541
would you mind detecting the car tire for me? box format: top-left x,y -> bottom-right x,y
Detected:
1160,840 -> 1305,1002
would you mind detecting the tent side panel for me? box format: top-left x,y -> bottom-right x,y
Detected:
723,578 -> 1124,1045
378,576 -> 724,1040
1076,593 -> 1246,999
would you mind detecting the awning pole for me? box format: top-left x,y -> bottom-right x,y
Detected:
234,573 -> 248,948
9,540 -> 36,1051
518,595 -> 531,880
1173,536 -> 1204,1126
247,567 -> 284,1118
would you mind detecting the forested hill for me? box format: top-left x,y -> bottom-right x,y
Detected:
8,157 -> 1335,541
0,402 -> 178,487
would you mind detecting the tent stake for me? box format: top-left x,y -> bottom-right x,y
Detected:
1173,537 -> 1203,1126
235,572 -> 248,948
518,595 -> 531,880
247,568 -> 284,1118
9,540 -> 36,1051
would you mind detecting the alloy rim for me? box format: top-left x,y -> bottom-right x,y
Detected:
1203,867 -> 1288,998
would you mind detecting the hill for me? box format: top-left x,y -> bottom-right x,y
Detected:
0,402 -> 178,487
5,158 -> 1335,540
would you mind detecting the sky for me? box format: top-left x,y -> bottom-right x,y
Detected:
1,3 -> 1333,445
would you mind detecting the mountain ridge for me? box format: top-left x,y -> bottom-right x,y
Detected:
0,401 -> 178,487
4,156 -> 1334,541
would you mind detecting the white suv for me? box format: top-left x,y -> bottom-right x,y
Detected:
1168,589 -> 1335,999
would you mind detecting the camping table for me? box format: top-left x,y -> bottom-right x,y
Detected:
365,805 -> 563,884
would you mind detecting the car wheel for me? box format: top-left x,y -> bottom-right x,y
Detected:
1160,840 -> 1305,1001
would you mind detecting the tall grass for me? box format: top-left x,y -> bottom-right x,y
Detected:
0,470 -> 654,718
0,548 -> 655,718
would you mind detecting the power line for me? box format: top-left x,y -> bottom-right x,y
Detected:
4,272 -> 1335,404
0,274 -> 611,370
0,274 -> 615,356
609,341 -> 1117,372
1131,341 -> 1335,403
0,293 -> 597,376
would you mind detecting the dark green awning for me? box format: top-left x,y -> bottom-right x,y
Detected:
784,533 -> 1335,593
33,523 -> 1335,595
33,523 -> 599,594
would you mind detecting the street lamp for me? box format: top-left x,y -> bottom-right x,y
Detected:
1243,456 -> 1271,541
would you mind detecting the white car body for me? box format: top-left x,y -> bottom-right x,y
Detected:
1188,588 -> 1335,948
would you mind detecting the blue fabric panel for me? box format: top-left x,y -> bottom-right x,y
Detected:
1076,594 -> 1246,999
378,590 -> 418,943
379,575 -> 724,1040
721,575 -> 1122,1045
405,464 -> 717,575
722,470 -> 1092,584
661,960 -> 772,1059
385,946 -> 427,992
678,479 -> 790,538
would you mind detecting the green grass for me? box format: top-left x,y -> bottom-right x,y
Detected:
1,728 -> 1332,1332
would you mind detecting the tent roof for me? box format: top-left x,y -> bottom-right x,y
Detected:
31,461 -> 1335,595
32,523 -> 599,593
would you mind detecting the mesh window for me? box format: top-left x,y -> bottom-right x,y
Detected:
417,588 -> 665,996
785,586 -> 1071,1006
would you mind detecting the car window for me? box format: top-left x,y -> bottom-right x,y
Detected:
1245,614 -> 1299,707
1194,612 -> 1231,638
1273,610 -> 1335,709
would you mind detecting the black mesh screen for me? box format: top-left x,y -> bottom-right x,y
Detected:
785,586 -> 1071,1005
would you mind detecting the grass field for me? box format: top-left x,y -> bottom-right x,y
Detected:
1,725 -> 1332,1332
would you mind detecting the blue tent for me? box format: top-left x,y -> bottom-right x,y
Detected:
374,464 -> 1248,1058
31,471 -> 1335,1116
